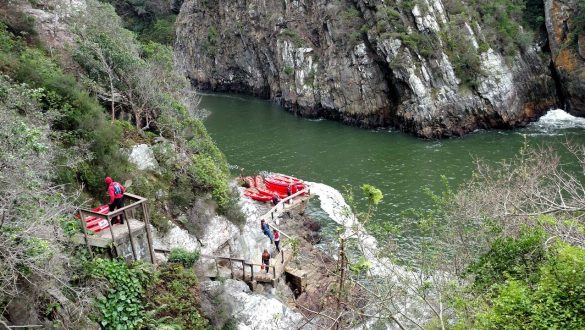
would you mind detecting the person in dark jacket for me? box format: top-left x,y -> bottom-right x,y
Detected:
272,193 -> 281,206
261,249 -> 270,273
105,177 -> 125,225
260,220 -> 273,243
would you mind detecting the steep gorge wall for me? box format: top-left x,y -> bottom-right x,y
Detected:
175,0 -> 562,138
545,0 -> 585,115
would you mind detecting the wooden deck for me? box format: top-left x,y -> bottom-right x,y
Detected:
72,219 -> 145,248
74,193 -> 156,263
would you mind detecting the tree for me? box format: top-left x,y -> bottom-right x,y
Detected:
73,0 -> 141,122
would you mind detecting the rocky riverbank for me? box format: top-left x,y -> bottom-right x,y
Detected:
172,0 -> 583,138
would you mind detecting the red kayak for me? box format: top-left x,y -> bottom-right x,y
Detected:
265,176 -> 305,195
255,175 -> 266,189
243,176 -> 256,188
79,205 -> 110,233
244,188 -> 273,202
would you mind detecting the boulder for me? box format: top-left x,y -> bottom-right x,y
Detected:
200,279 -> 307,329
128,144 -> 159,171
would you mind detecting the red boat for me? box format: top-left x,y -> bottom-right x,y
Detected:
243,174 -> 306,202
265,175 -> 305,195
255,175 -> 265,189
80,205 -> 110,233
243,176 -> 256,188
244,188 -> 273,202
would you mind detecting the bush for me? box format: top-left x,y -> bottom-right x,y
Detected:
168,248 -> 200,268
477,244 -> 585,329
468,228 -> 546,290
145,263 -> 210,329
190,154 -> 231,212
89,258 -> 154,329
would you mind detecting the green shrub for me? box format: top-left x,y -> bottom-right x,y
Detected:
190,154 -> 230,212
280,28 -> 305,47
283,65 -> 294,75
145,263 -> 210,329
89,258 -> 154,330
468,228 -> 546,289
140,15 -> 177,45
168,248 -> 200,268
477,244 -> 585,329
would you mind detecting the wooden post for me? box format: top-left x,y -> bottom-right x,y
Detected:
142,202 -> 156,264
272,261 -> 276,279
242,260 -> 245,280
78,211 -> 93,258
281,249 -> 284,264
106,214 -> 118,257
250,264 -> 254,281
124,210 -> 137,261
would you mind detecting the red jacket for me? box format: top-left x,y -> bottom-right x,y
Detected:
108,182 -> 125,204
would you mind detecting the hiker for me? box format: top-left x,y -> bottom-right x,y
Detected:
273,229 -> 281,252
261,249 -> 270,273
261,219 -> 273,243
272,193 -> 281,206
105,177 -> 125,225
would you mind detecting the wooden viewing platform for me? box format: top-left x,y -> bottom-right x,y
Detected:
73,193 -> 155,263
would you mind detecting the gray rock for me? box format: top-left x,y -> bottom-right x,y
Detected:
200,279 -> 308,330
175,0 -> 560,138
128,144 -> 159,171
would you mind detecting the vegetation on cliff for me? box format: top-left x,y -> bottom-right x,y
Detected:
0,0 -> 234,326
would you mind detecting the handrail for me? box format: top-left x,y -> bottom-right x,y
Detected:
77,193 -> 155,263
262,188 -> 309,219
79,193 -> 147,219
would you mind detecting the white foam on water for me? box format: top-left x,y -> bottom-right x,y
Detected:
530,109 -> 585,130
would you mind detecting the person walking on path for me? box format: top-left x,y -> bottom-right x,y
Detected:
262,249 -> 271,273
261,220 -> 273,243
105,177 -> 125,225
273,229 -> 281,252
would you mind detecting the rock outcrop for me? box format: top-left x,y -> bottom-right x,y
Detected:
545,0 -> 585,115
175,0 -> 561,138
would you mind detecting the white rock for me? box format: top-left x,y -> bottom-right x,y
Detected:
128,144 -> 159,171
202,279 -> 306,330
152,223 -> 201,252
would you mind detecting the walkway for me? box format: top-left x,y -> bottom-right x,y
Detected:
201,187 -> 311,286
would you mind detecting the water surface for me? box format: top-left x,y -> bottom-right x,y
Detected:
202,94 -> 585,254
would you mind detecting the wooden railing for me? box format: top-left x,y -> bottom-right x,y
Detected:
200,251 -> 285,283
260,187 -> 310,239
77,193 -> 155,263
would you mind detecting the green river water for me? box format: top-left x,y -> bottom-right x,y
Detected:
202,93 -> 585,253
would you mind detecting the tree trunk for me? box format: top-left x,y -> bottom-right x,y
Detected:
110,78 -> 115,122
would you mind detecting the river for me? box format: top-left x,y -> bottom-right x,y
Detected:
202,93 -> 585,257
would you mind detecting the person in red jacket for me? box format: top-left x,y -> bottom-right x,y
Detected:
105,177 -> 125,225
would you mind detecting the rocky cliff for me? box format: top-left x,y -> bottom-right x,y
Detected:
545,0 -> 585,115
173,0 -> 571,138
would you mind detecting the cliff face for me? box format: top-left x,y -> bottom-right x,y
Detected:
175,0 -> 562,138
545,0 -> 585,116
